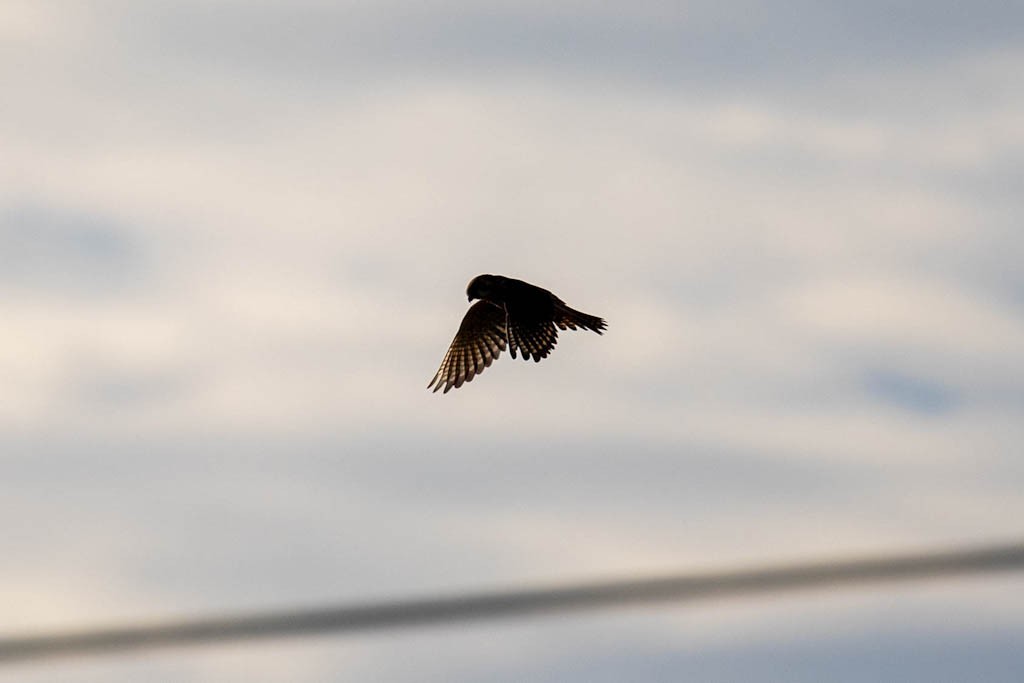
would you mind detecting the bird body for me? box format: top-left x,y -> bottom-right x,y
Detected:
429,274 -> 606,393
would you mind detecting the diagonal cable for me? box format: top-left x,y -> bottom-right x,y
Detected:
3,540 -> 1023,664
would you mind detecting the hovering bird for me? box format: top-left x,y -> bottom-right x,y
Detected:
428,274 -> 606,393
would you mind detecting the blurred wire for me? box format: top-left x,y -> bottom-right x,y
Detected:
3,539 -> 1023,664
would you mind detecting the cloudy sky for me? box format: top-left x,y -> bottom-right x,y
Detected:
3,0 -> 1023,680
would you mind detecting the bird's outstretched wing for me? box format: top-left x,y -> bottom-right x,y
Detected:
428,301 -> 508,393
507,316 -> 558,362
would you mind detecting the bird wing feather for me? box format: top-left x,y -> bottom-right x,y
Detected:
428,301 -> 508,393
507,315 -> 559,362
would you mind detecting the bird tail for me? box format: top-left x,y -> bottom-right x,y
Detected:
554,302 -> 606,334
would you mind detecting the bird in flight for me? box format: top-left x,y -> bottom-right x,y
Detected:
428,274 -> 606,393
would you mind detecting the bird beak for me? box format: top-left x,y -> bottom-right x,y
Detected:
467,295 -> 474,302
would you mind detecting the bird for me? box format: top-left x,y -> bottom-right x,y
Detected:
428,274 -> 606,393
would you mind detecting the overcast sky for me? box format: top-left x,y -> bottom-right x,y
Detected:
3,1 -> 1024,680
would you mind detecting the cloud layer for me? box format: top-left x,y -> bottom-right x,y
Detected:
2,0 -> 1023,680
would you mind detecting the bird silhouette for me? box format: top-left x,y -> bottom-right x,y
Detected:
428,274 -> 606,393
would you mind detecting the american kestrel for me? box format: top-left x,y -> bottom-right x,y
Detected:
428,274 -> 606,393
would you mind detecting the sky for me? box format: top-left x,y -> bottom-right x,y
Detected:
2,0 -> 1024,680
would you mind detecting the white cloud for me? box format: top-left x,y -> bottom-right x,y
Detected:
2,2 -> 1022,680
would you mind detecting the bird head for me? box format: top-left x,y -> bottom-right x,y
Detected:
466,274 -> 497,302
